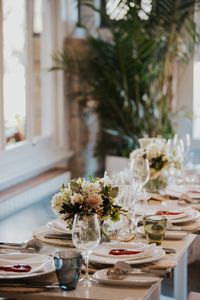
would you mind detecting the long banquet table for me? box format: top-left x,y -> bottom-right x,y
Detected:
0,233 -> 196,300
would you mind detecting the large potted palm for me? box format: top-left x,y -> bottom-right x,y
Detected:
51,0 -> 200,172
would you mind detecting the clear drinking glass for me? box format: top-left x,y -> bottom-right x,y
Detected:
72,212 -> 101,286
143,215 -> 167,245
130,153 -> 150,192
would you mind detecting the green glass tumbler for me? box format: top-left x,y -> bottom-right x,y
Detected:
143,215 -> 167,245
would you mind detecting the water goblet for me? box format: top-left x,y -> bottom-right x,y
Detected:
130,153 -> 150,192
72,212 -> 101,286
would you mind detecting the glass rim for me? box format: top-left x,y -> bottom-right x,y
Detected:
54,249 -> 82,259
143,215 -> 167,221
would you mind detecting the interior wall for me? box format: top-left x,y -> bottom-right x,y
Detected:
175,60 -> 193,139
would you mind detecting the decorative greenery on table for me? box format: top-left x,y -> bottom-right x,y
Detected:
51,176 -> 125,228
130,137 -> 182,191
51,0 -> 200,159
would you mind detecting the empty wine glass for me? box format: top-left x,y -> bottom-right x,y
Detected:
130,153 -> 150,192
72,212 -> 101,286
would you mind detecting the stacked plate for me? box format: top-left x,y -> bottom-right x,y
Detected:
93,268 -> 160,287
33,219 -> 72,247
90,241 -> 165,265
153,206 -> 199,224
0,253 -> 54,279
165,184 -> 200,199
137,205 -> 199,240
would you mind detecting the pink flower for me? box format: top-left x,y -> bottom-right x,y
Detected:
86,193 -> 102,209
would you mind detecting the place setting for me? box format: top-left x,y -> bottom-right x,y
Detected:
137,203 -> 200,240
33,219 -> 73,247
1,169 -> 198,294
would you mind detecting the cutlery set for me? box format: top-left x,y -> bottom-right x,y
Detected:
0,238 -> 43,253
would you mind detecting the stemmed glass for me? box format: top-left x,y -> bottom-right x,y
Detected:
130,153 -> 150,235
72,212 -> 101,286
130,153 -> 150,192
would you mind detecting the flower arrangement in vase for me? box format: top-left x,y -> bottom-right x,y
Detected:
130,138 -> 182,192
51,176 -> 125,229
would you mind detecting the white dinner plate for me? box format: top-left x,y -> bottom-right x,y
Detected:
137,226 -> 187,240
93,242 -> 156,259
0,253 -> 55,279
165,184 -> 200,199
93,269 -> 160,287
90,246 -> 165,265
33,225 -> 73,247
153,207 -> 190,220
170,209 -> 199,224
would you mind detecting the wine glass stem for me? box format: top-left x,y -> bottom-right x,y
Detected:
84,252 -> 90,279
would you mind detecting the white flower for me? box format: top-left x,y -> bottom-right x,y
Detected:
71,193 -> 84,204
62,187 -> 71,200
129,149 -> 144,160
82,181 -> 102,194
51,192 -> 64,213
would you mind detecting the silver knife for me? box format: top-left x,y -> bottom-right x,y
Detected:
44,233 -> 72,240
0,242 -> 21,247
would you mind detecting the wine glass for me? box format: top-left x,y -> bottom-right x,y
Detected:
130,153 -> 150,192
72,212 -> 101,286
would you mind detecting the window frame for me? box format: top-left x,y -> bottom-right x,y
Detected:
0,0 -> 72,191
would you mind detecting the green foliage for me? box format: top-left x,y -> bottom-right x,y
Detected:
51,0 -> 200,158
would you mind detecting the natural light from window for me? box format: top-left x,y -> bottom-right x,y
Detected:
105,0 -> 152,20
3,0 -> 26,146
193,61 -> 200,140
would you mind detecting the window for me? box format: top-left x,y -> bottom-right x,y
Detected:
193,7 -> 200,141
0,0 -> 71,190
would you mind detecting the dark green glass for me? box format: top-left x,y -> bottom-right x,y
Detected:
143,215 -> 167,245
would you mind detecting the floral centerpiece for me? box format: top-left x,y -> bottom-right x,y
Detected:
130,138 -> 182,192
51,176 -> 125,229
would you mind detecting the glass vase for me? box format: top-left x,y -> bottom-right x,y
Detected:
145,173 -> 167,193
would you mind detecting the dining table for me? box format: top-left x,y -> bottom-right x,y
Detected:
0,230 -> 197,300
1,178 -> 200,300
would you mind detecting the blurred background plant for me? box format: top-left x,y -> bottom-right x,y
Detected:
51,0 -> 200,162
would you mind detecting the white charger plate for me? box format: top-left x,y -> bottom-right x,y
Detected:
33,225 -> 73,247
90,246 -> 165,265
137,226 -> 187,240
93,242 -> 156,260
0,253 -> 55,279
170,209 -> 199,224
93,269 -> 160,287
153,207 -> 190,220
165,184 -> 200,199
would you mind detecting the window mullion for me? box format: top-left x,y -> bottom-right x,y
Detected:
0,0 -> 5,150
25,0 -> 34,142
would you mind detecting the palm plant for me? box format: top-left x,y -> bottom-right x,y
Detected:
52,0 -> 200,158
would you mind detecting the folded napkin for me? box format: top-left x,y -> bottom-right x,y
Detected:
154,206 -> 191,220
0,253 -> 54,277
93,243 -> 157,260
47,219 -> 71,233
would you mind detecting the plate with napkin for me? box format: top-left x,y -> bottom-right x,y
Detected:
90,242 -> 165,265
0,253 -> 54,279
